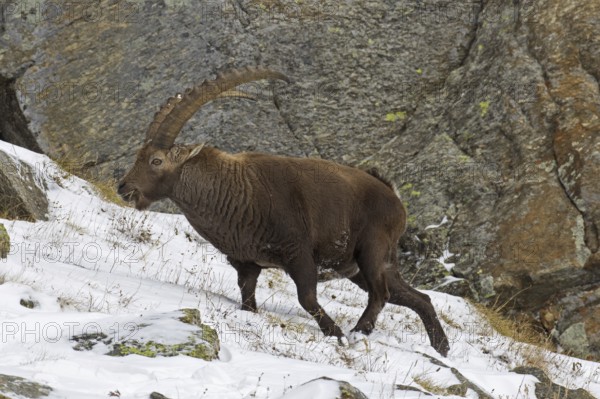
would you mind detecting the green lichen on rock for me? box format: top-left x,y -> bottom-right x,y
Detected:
110,341 -> 165,357
109,331 -> 219,361
72,332 -> 109,351
105,309 -> 219,361
19,298 -> 38,309
384,111 -> 407,122
0,224 -> 9,259
447,383 -> 468,396
179,308 -> 201,325
0,374 -> 53,398
478,100 -> 490,117
338,380 -> 368,399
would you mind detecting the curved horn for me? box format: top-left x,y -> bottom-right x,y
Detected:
146,67 -> 289,149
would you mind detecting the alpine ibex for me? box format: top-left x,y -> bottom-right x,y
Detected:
117,67 -> 450,356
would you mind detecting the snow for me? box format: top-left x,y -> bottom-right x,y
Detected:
425,216 -> 448,230
279,378 -> 340,399
438,248 -> 456,272
1,140 -> 599,398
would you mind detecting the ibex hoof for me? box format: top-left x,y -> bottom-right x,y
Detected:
241,304 -> 258,313
350,323 -> 374,335
435,339 -> 450,357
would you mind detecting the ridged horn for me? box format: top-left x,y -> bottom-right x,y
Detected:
146,67 -> 289,149
216,89 -> 257,101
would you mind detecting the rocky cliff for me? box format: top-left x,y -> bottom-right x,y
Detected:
1,0 -> 598,359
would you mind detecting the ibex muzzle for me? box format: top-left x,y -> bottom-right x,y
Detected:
118,67 -> 450,356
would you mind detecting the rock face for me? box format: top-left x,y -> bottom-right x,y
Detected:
0,76 -> 42,153
0,374 -> 53,398
0,147 -> 48,221
1,0 -> 599,358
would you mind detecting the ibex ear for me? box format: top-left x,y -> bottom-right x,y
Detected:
185,143 -> 205,161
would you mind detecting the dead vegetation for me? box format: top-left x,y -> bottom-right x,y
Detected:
51,153 -> 125,206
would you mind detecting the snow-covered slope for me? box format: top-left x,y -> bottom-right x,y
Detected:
0,141 -> 598,398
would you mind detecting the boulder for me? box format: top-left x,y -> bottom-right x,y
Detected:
0,224 -> 9,259
71,309 -> 220,361
0,147 -> 48,221
0,374 -> 52,398
540,286 -> 600,359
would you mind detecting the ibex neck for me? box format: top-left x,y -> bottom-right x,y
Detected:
170,146 -> 236,209
169,146 -> 254,252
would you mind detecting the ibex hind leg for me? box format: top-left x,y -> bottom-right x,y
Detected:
287,254 -> 344,339
228,257 -> 262,312
350,244 -> 391,335
348,267 -> 450,356
385,269 -> 450,357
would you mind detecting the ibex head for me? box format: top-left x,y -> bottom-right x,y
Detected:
117,67 -> 289,210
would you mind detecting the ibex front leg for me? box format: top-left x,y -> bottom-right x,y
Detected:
228,257 -> 262,312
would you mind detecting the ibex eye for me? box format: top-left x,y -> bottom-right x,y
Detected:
151,159 -> 162,166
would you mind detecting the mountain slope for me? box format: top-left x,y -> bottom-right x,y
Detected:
0,140 -> 598,398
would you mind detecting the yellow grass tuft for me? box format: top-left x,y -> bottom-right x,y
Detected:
470,300 -> 556,371
51,154 -> 126,206
412,374 -> 453,396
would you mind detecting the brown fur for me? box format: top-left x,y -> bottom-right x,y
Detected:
364,167 -> 395,190
117,68 -> 449,356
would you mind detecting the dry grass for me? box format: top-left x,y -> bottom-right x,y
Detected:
471,301 -> 553,349
439,310 -> 461,329
470,300 -> 556,371
0,198 -> 35,221
51,154 -> 126,206
89,178 -> 125,205
412,374 -> 452,396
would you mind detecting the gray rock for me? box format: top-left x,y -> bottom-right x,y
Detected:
0,148 -> 48,221
0,76 -> 42,153
513,367 -> 595,399
433,278 -> 477,300
285,377 -> 368,399
3,0 -> 600,359
94,309 -> 220,361
19,298 -> 38,309
558,323 -> 590,358
395,384 -> 431,396
540,286 -> 600,359
0,374 -> 52,398
0,224 -> 8,259
422,353 -> 493,399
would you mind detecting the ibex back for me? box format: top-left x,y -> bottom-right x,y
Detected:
117,67 -> 450,356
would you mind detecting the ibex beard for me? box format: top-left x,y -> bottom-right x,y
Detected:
118,67 -> 450,357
